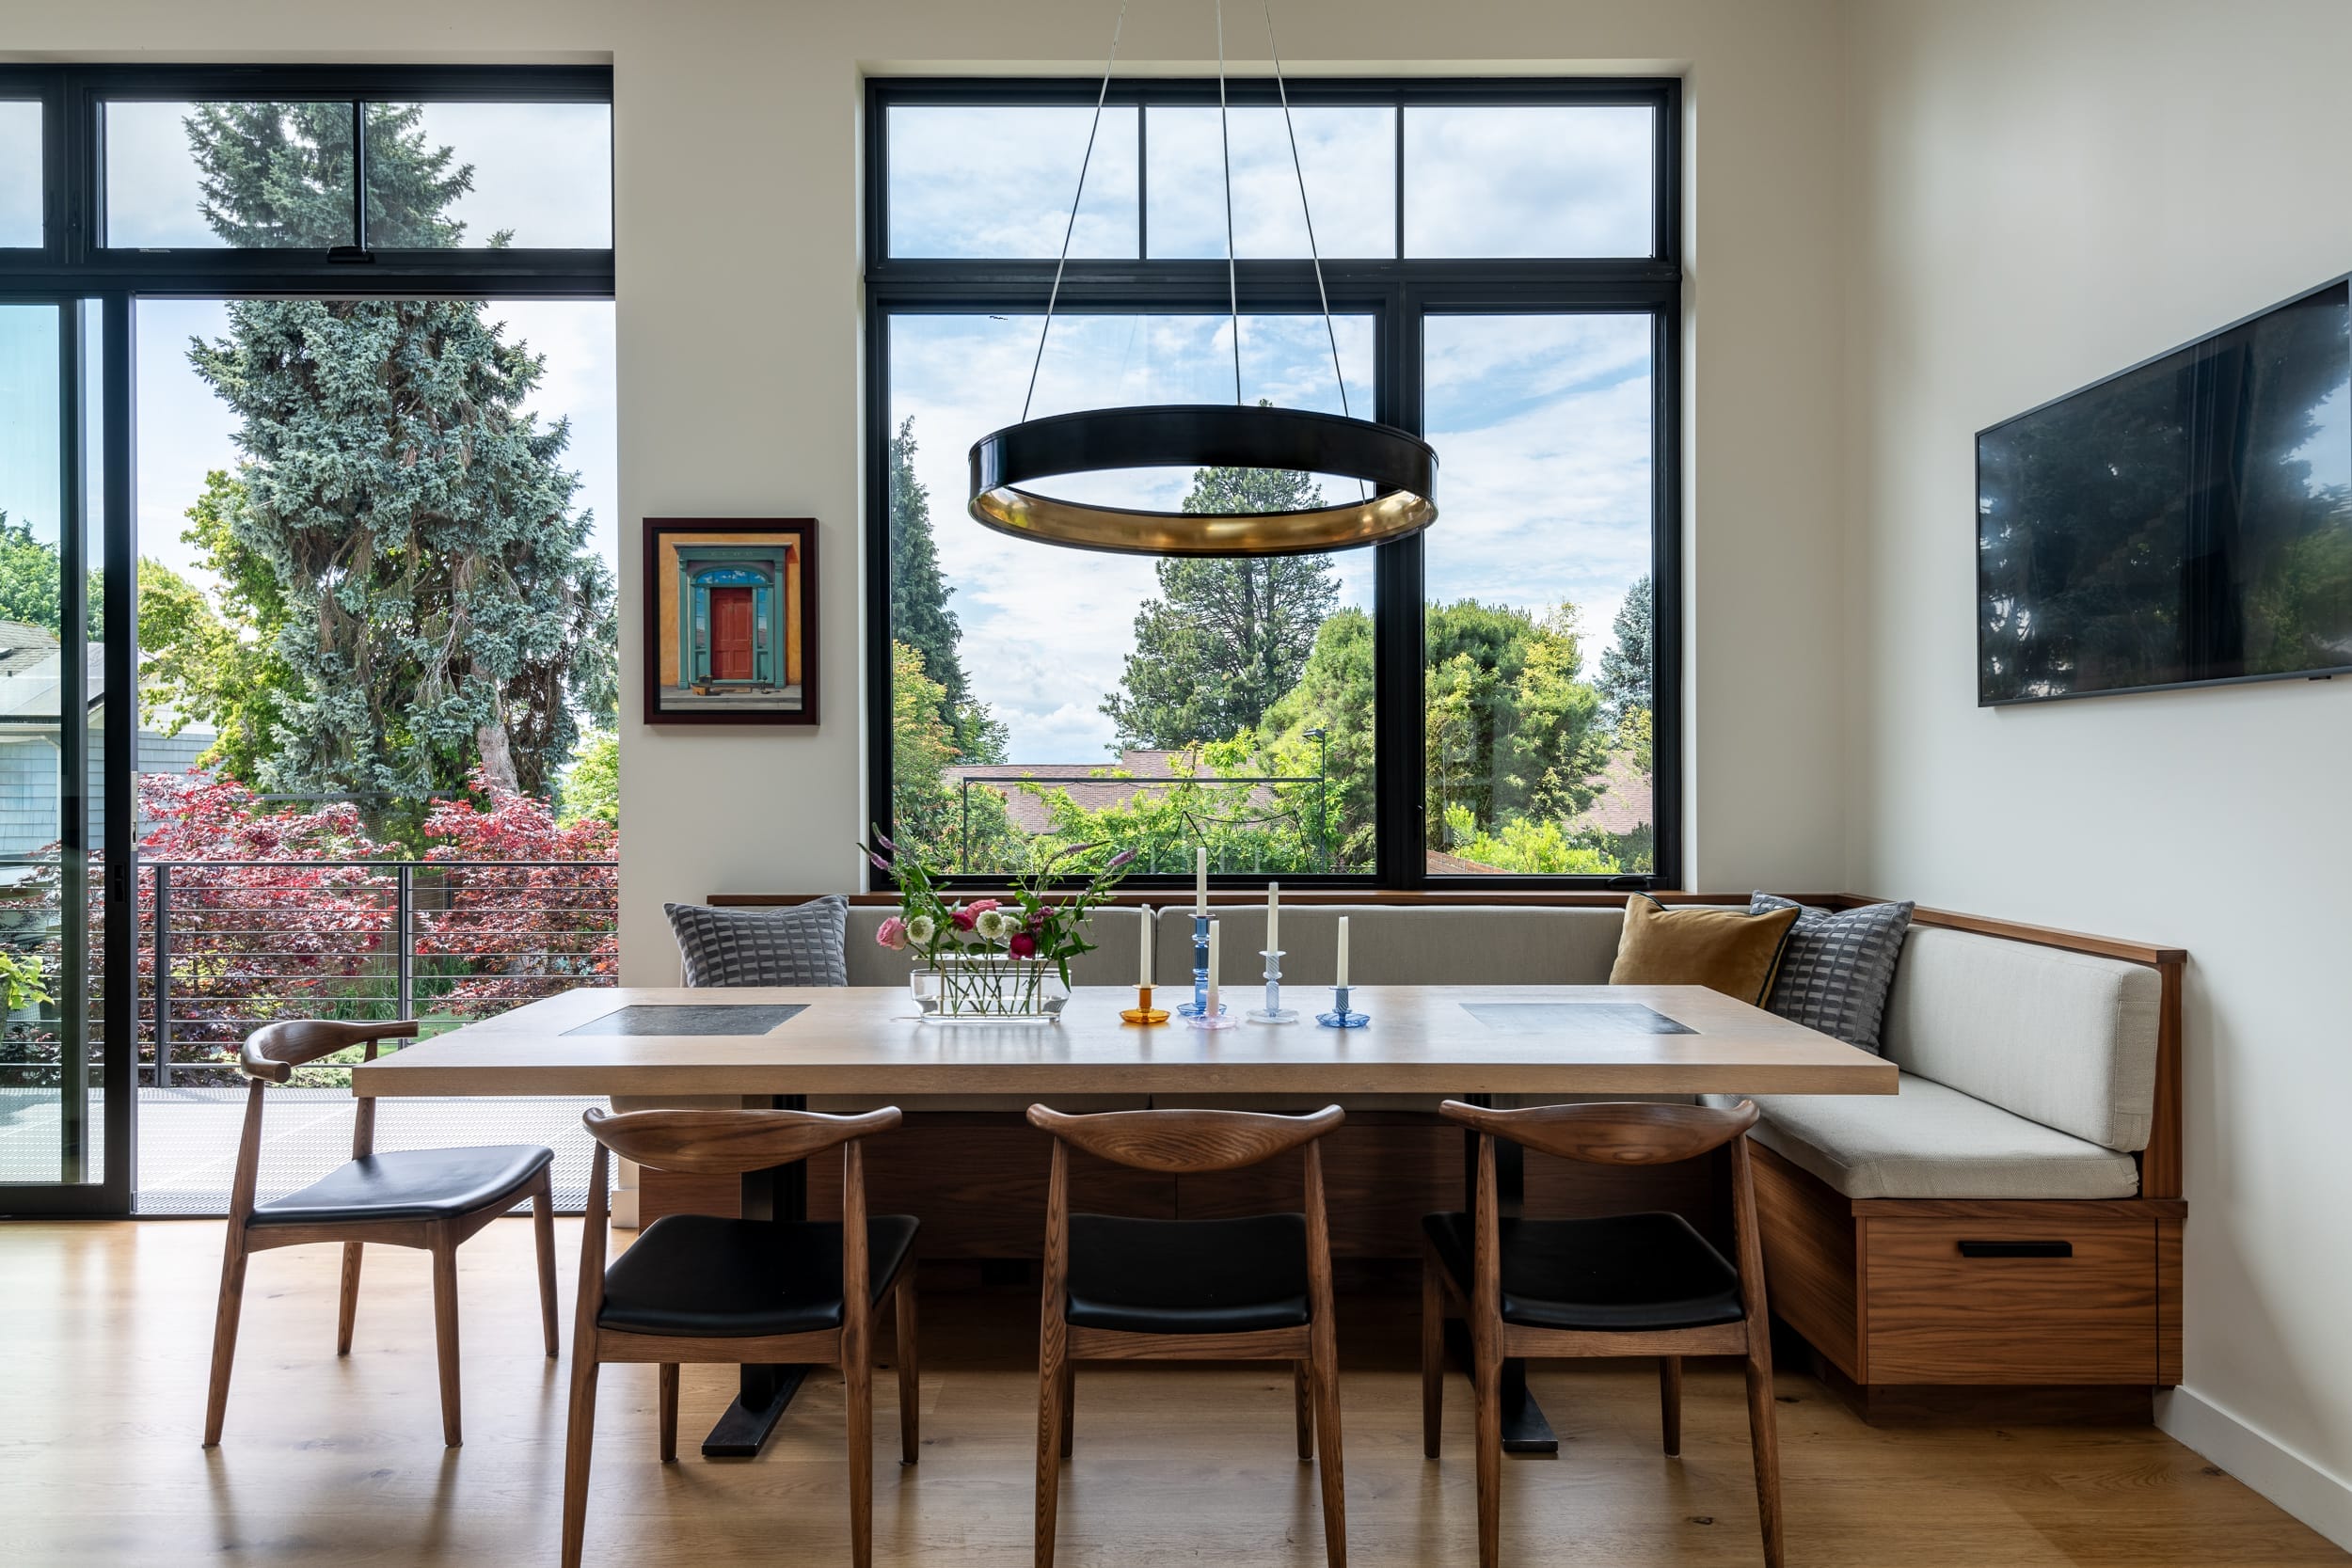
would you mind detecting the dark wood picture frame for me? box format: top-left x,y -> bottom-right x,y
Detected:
642,517 -> 818,726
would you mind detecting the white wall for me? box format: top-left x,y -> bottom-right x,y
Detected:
1,0 -> 1862,975
1844,0 -> 2352,1545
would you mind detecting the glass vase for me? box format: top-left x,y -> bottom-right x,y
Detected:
912,948 -> 1070,1022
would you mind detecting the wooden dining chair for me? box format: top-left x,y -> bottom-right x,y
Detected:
203,1018 -> 557,1449
1028,1102 -> 1348,1568
1422,1099 -> 1780,1568
564,1105 -> 919,1568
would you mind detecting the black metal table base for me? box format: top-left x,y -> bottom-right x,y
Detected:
1439,1319 -> 1561,1454
701,1093 -> 811,1458
703,1363 -> 811,1458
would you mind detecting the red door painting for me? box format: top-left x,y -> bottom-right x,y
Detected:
709,587 -> 756,681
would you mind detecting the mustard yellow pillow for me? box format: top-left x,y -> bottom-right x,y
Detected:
1608,895 -> 1801,1006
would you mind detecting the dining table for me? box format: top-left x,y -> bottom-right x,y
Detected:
354,982 -> 1895,1458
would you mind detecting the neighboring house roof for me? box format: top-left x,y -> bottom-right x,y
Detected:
1566,751 -> 1653,839
945,749 -> 1282,836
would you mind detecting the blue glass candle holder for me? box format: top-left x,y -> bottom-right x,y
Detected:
1177,911 -> 1211,1017
1316,984 -> 1368,1029
1248,948 -> 1296,1024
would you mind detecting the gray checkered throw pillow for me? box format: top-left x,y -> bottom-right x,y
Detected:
665,896 -> 849,987
1748,894 -> 1914,1054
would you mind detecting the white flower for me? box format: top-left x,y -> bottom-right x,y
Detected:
905,914 -> 936,946
974,910 -> 1009,941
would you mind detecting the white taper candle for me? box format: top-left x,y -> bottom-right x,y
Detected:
1206,917 -> 1221,999
1266,881 -> 1279,954
1336,914 -> 1350,988
1138,907 -> 1151,986
1195,846 -> 1208,915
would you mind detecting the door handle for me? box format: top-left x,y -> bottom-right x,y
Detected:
1956,1239 -> 2073,1259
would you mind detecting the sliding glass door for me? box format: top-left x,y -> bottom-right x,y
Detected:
0,295 -> 132,1213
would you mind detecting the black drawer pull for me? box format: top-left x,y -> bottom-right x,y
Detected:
1957,1239 -> 2073,1259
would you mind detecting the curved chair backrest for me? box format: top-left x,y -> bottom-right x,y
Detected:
581,1105 -> 903,1176
239,1018 -> 419,1084
1438,1099 -> 1758,1167
1026,1104 -> 1343,1173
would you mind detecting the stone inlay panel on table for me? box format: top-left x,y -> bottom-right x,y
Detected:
563,1004 -> 810,1037
1459,1002 -> 1695,1036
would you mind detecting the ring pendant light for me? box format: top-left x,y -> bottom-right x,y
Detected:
965,0 -> 1439,557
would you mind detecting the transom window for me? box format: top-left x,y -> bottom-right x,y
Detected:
866,78 -> 1680,890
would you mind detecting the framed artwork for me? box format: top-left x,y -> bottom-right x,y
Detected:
642,517 -> 818,725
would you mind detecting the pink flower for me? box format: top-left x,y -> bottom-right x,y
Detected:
875,916 -> 909,951
951,897 -> 999,933
1009,931 -> 1038,958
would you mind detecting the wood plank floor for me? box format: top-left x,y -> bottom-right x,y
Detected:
3,1218 -> 2342,1567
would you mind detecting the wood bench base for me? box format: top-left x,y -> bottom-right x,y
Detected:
1750,1142 -> 2184,1402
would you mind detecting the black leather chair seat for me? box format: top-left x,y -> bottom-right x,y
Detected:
597,1214 -> 920,1338
1422,1211 -> 1744,1332
248,1144 -> 553,1227
1066,1212 -> 1311,1335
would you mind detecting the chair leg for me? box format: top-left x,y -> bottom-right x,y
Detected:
658,1364 -> 678,1463
1420,1252 -> 1444,1459
201,1227 -> 249,1448
896,1271 -> 922,1465
1035,1330 -> 1065,1568
560,1339 -> 600,1568
429,1231 -> 464,1447
847,1337 -> 875,1568
1295,1360 -> 1314,1460
1473,1322 -> 1502,1568
1745,1351 -> 1785,1568
1659,1356 -> 1683,1457
533,1175 -> 561,1358
1058,1357 -> 1074,1460
336,1242 -> 364,1355
1310,1303 -> 1348,1568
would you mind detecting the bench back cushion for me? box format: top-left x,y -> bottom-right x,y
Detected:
1880,927 -> 2160,1152
842,904 -> 1150,989
1151,903 -> 1624,989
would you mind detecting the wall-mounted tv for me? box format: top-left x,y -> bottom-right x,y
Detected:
1978,277 -> 2352,705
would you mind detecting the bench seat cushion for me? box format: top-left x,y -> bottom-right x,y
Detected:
1709,1073 -> 2140,1200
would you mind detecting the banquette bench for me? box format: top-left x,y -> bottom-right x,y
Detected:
633,893 -> 2183,1413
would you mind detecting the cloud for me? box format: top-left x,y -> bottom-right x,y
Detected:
1406,106 -> 1653,259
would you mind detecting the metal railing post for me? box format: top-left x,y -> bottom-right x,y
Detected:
395,863 -> 415,1022
151,862 -> 170,1088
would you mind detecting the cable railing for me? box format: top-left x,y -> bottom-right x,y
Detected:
138,858 -> 618,1086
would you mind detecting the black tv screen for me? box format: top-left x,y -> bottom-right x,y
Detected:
1978,278 -> 2352,704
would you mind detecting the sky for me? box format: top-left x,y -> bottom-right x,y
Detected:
888,103 -> 1660,765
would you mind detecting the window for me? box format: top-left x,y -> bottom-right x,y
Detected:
0,66 -> 614,1217
0,101 -> 42,246
868,80 -> 1679,889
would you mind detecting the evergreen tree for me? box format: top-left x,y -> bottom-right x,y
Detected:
888,418 -> 967,719
1102,464 -> 1340,750
180,103 -> 615,822
1597,575 -> 1652,721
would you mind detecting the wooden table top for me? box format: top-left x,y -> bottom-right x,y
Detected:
352,985 -> 1897,1100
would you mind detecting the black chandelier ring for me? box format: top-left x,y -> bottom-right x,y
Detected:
967,404 -> 1439,558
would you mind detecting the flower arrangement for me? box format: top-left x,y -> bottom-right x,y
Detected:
861,827 -> 1137,997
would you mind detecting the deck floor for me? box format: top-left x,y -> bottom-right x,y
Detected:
0,1086 -> 603,1212
3,1217 -> 2344,1568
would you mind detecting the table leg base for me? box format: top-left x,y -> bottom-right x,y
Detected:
1440,1321 -> 1560,1454
701,1364 -> 809,1458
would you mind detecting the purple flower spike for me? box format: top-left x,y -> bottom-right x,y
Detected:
873,829 -> 897,853
866,850 -> 891,873
1105,847 -> 1138,870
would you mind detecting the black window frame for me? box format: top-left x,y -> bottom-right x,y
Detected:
0,65 -> 612,1217
865,75 -> 1683,894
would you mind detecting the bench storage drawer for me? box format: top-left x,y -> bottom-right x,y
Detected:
1863,1212 -> 2158,1384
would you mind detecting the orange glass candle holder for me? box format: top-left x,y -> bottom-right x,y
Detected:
1120,985 -> 1170,1026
